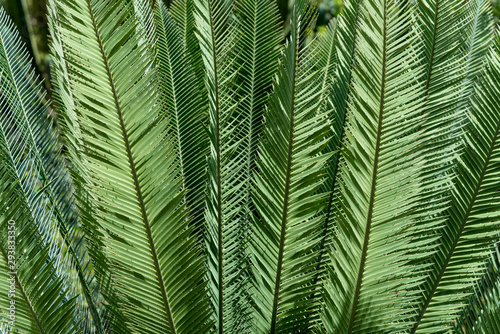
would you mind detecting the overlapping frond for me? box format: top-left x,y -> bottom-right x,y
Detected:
0,157 -> 76,334
413,0 -> 471,237
195,0 -> 248,332
52,0 -> 212,332
410,33 -> 500,334
322,1 -> 432,332
250,2 -> 330,333
216,0 -> 284,330
452,245 -> 500,334
313,2 -> 363,316
171,0 -> 206,92
0,7 -> 106,332
154,0 -> 208,244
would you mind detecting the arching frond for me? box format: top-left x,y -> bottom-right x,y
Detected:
410,32 -> 500,334
250,1 -> 330,333
322,1 -> 432,332
0,7 -> 105,332
51,0 -> 212,332
154,0 -> 208,245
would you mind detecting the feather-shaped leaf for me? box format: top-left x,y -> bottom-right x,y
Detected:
250,1 -> 331,332
322,1 -> 433,332
410,32 -> 500,334
51,0 -> 212,332
154,0 -> 208,245
0,7 -> 106,332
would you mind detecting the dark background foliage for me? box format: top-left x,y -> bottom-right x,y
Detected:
0,0 -> 498,98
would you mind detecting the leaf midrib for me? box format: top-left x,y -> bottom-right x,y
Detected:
269,8 -> 299,333
346,1 -> 387,332
410,100 -> 500,334
205,1 -> 224,332
85,2 -> 177,333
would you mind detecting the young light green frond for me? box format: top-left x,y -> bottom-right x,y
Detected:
52,0 -> 212,333
0,8 -> 105,332
171,0 -> 206,92
323,1 -> 430,332
250,2 -> 329,333
452,245 -> 500,334
154,0 -> 208,249
410,34 -> 500,334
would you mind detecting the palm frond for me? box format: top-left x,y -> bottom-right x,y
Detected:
218,0 -> 284,330
0,161 -> 76,334
0,7 -> 105,332
250,1 -> 330,332
452,245 -> 500,334
321,1 -> 432,332
171,0 -> 206,92
52,0 -> 212,332
455,0 -> 494,119
410,32 -> 500,334
414,0 -> 471,229
154,0 -> 208,245
312,0 -> 364,316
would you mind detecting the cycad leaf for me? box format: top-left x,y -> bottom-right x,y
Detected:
323,1 -> 433,332
251,1 -> 330,332
411,33 -> 500,334
0,7 -> 104,332
452,245 -> 500,334
313,0 -> 364,318
220,0 -> 283,329
154,0 -> 208,242
0,170 -> 76,334
52,0 -> 212,332
195,0 -> 251,332
171,0 -> 206,92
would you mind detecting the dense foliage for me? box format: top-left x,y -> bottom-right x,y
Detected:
1,0 -> 500,333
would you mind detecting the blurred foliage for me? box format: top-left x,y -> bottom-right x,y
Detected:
0,0 -> 50,93
1,0 -> 500,97
494,0 -> 500,19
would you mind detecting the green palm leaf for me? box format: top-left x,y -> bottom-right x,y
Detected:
0,169 -> 76,334
452,245 -> 500,333
410,30 -> 500,334
51,0 -> 212,332
0,7 -> 105,332
194,0 -> 253,331
322,1 -> 434,332
154,0 -> 208,244
250,1 -> 331,332
171,0 -> 206,93
312,0 -> 364,317
220,0 -> 284,330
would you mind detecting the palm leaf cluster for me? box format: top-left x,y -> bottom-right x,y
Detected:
1,0 -> 500,333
